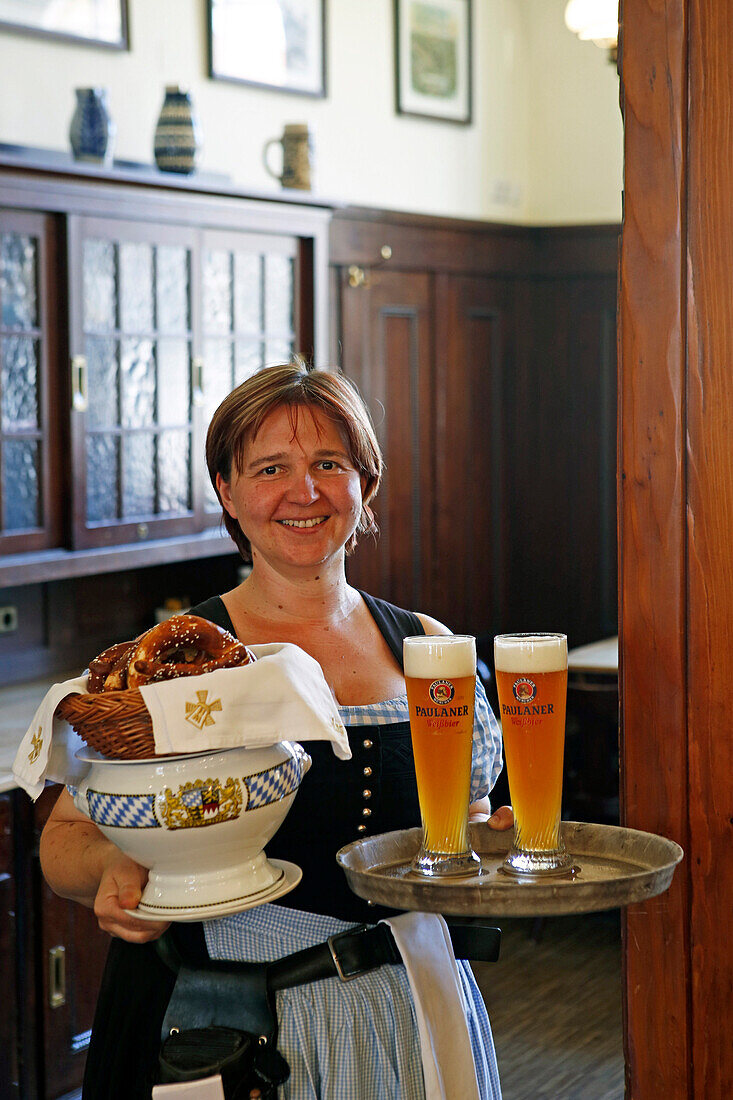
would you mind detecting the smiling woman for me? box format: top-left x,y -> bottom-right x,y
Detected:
40,358 -> 512,1099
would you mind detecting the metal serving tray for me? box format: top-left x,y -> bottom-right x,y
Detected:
336,821 -> 683,917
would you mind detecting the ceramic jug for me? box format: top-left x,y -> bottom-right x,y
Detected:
69,88 -> 115,165
154,86 -> 202,175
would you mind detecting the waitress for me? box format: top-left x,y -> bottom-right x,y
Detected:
40,359 -> 513,1099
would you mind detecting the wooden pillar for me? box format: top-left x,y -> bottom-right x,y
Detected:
620,1 -> 733,1095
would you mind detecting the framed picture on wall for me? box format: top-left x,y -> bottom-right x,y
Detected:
0,0 -> 129,50
208,0 -> 326,98
395,0 -> 472,124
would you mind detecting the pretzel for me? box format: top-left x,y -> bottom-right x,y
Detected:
87,640 -> 137,694
124,614 -> 254,689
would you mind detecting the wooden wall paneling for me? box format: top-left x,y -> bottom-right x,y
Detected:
506,274 -> 618,649
618,0 -> 691,1096
565,277 -> 618,646
686,0 -> 733,1094
338,269 -> 434,613
329,210 -> 533,277
432,274 -> 508,636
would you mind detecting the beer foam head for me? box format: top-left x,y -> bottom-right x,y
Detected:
403,634 -> 476,679
493,633 -> 567,674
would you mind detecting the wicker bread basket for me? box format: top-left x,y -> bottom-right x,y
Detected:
55,689 -> 158,760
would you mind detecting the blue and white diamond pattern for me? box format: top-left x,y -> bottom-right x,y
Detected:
87,789 -> 160,829
246,756 -> 301,811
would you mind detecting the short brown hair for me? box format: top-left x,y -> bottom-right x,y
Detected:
206,359 -> 383,562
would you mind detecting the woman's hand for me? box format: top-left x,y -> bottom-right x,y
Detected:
486,804 -> 514,830
93,852 -> 170,943
40,788 -> 169,943
468,796 -> 514,830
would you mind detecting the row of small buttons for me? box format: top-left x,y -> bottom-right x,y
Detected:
356,738 -> 374,834
360,739 -> 376,906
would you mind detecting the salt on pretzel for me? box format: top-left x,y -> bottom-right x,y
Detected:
123,614 -> 254,689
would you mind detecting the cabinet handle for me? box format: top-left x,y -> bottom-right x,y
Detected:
191,357 -> 205,407
348,265 -> 369,289
71,355 -> 88,412
49,945 -> 66,1008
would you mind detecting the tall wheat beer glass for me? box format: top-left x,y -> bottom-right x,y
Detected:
494,633 -> 572,876
404,635 -> 481,876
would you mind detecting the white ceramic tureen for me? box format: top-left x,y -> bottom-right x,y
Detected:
72,741 -> 311,920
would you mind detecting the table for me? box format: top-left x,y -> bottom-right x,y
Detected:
566,637 -> 619,823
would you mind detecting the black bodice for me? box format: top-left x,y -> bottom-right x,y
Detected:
190,592 -> 424,921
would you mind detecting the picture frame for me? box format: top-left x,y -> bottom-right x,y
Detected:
0,0 -> 128,50
394,0 -> 472,125
208,0 -> 326,99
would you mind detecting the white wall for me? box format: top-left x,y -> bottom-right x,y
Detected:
0,0 -> 621,224
524,0 -> 623,224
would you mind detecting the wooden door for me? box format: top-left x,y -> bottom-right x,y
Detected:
619,0 -> 733,1095
339,268 -> 435,617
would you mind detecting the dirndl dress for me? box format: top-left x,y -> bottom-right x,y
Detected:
204,692 -> 504,1100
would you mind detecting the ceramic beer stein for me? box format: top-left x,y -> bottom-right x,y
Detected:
263,123 -> 313,190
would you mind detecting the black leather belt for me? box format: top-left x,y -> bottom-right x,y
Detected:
159,917 -> 501,991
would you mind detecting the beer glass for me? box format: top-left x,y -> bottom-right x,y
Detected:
494,632 -> 572,876
404,635 -> 481,877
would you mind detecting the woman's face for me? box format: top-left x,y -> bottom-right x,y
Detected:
217,404 -> 365,573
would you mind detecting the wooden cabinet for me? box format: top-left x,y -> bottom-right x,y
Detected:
0,150 -> 331,582
0,150 -> 331,687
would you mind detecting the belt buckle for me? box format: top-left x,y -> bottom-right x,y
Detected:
327,924 -> 370,982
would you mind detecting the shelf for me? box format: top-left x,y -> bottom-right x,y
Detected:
0,531 -> 240,587
0,142 -> 340,211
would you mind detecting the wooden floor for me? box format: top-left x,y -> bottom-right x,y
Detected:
472,913 -> 624,1100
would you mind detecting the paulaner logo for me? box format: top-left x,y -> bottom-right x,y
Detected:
429,679 -> 455,705
512,677 -> 537,703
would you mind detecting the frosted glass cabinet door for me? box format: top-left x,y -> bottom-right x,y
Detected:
201,228 -> 296,512
67,216 -> 301,551
0,210 -> 60,554
67,217 -> 201,549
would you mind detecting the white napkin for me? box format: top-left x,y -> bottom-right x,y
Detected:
383,912 -> 481,1100
141,643 -> 350,759
152,1077 -> 225,1099
12,642 -> 350,801
12,673 -> 90,800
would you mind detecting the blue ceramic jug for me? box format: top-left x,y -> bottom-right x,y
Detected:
69,88 -> 115,165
